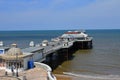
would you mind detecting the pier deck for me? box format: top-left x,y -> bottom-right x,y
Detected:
21,40 -> 73,62
20,36 -> 92,62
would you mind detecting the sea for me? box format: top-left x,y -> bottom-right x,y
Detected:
0,29 -> 120,79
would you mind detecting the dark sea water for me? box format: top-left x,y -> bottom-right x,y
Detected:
0,29 -> 120,79
0,30 -> 67,48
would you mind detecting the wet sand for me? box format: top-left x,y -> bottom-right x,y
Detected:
55,74 -> 72,80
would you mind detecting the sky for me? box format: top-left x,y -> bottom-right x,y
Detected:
0,0 -> 120,30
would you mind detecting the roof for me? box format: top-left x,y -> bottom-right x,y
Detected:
42,40 -> 48,43
6,47 -> 23,56
0,46 -> 9,50
65,31 -> 80,34
0,47 -> 32,60
61,33 -> 88,38
0,54 -> 26,60
61,30 -> 89,39
22,46 -> 44,53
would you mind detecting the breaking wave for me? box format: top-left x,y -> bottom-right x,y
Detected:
63,72 -> 120,80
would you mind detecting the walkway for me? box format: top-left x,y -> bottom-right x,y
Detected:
0,70 -> 20,80
0,67 -> 48,80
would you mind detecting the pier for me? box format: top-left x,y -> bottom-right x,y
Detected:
22,30 -> 93,69
0,30 -> 93,71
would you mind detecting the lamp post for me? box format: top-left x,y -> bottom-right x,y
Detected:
16,53 -> 19,77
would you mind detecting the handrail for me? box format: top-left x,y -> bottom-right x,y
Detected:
34,62 -> 56,80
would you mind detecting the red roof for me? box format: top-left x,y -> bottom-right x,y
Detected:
65,31 -> 80,34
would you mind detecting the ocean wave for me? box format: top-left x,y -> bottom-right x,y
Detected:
63,72 -> 120,80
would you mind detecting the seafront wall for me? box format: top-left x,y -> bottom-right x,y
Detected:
34,62 -> 56,80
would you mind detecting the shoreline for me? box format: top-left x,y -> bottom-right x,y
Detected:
55,74 -> 72,80
55,73 -> 120,80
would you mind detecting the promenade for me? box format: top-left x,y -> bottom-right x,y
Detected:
0,67 -> 48,80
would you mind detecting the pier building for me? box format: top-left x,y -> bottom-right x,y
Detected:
61,30 -> 93,49
0,44 -> 44,73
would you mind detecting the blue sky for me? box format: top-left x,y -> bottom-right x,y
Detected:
0,0 -> 120,30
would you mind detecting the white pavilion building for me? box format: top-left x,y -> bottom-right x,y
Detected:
0,44 -> 44,73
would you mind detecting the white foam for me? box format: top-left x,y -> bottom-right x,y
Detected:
63,72 -> 120,80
